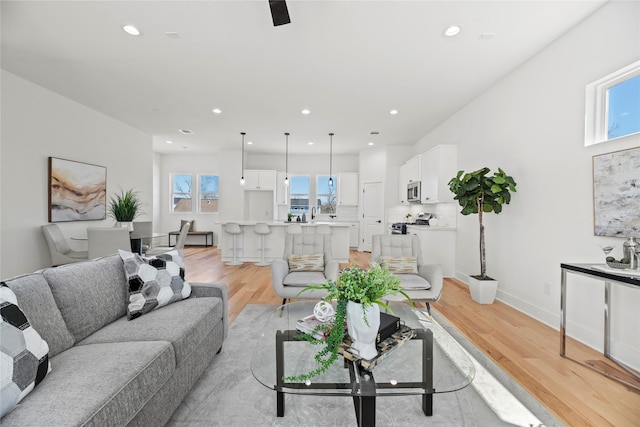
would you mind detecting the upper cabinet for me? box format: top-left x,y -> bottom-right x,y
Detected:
419,145 -> 458,203
243,170 -> 276,191
337,173 -> 359,205
275,172 -> 289,205
398,155 -> 420,204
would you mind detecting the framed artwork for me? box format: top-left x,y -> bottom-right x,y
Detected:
48,157 -> 107,222
592,147 -> 640,237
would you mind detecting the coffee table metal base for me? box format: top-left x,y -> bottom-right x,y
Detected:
275,329 -> 434,427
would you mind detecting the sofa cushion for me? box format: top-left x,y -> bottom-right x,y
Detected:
0,341 -> 174,427
181,219 -> 195,231
43,255 -> 128,342
395,274 -> 432,290
119,250 -> 192,320
378,256 -> 419,275
0,284 -> 51,418
288,253 -> 324,272
2,273 -> 75,357
77,297 -> 222,367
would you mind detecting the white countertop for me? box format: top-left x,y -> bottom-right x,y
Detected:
217,221 -> 350,227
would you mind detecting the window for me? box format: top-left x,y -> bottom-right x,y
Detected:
316,175 -> 337,214
199,174 -> 219,213
171,174 -> 192,212
585,60 -> 640,146
289,175 -> 309,215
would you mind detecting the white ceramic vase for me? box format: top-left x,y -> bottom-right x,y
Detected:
468,276 -> 498,304
115,221 -> 134,232
346,301 -> 380,360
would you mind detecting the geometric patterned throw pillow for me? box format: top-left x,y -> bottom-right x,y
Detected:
0,283 -> 51,417
378,256 -> 419,274
118,250 -> 192,320
288,253 -> 325,272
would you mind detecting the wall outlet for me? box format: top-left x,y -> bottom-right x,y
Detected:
544,282 -> 551,296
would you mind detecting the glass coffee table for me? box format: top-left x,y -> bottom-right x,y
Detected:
251,301 -> 475,427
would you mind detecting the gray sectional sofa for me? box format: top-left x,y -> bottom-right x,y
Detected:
1,254 -> 228,426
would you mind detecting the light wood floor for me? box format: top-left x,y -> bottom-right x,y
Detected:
182,246 -> 640,427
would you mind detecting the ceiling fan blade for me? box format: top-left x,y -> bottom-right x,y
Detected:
269,0 -> 291,26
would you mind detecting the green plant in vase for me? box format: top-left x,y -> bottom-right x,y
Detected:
108,188 -> 143,230
283,264 -> 411,382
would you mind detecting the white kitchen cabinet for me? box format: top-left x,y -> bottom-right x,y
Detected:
407,226 -> 456,277
338,173 -> 359,205
243,170 -> 276,191
398,155 -> 420,205
347,222 -> 359,247
276,172 -> 289,205
419,145 -> 457,203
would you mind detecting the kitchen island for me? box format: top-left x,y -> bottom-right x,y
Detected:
217,221 -> 351,264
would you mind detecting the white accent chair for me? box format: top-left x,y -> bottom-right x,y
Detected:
41,224 -> 89,267
223,222 -> 243,266
371,234 -> 443,318
271,233 -> 338,306
254,222 -> 272,266
146,222 -> 190,256
87,227 -> 131,259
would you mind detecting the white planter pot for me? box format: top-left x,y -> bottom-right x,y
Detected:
468,276 -> 498,304
346,301 -> 380,360
115,221 -> 134,232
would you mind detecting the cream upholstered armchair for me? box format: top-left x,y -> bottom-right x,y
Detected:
371,234 -> 443,318
271,233 -> 339,305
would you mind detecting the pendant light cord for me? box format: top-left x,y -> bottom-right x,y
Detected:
285,132 -> 289,185
329,133 -> 334,186
240,132 -> 246,184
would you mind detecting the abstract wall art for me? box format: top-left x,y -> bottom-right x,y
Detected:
48,157 -> 107,222
592,146 -> 640,237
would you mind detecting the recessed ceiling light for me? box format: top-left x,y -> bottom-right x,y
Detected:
443,25 -> 462,37
122,25 -> 142,36
178,129 -> 194,135
368,142 -> 374,146
301,109 -> 311,115
247,141 -> 253,145
166,140 -> 173,144
308,142 -> 314,145
212,108 -> 222,114
389,109 -> 398,115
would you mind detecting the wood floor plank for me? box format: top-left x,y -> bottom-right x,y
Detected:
182,246 -> 640,427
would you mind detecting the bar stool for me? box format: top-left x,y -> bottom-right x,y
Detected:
224,222 -> 243,266
254,222 -> 271,266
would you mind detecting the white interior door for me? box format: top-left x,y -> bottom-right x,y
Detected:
361,181 -> 385,252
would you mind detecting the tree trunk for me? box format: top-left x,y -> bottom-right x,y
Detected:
478,194 -> 486,279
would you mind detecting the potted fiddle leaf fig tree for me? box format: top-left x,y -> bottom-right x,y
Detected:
108,188 -> 143,232
448,167 -> 517,304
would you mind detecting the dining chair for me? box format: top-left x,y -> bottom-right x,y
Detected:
132,221 -> 153,253
41,224 -> 89,267
145,221 -> 190,256
87,227 -> 132,259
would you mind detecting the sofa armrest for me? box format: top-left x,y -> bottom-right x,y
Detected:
417,263 -> 444,300
190,282 -> 228,339
325,260 -> 339,282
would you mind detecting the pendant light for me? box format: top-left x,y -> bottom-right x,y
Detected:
328,133 -> 334,187
240,132 -> 246,186
284,132 -> 290,186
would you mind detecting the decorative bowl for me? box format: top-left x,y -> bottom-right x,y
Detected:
606,260 -> 631,269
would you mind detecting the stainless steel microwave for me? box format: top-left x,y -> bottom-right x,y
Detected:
407,181 -> 421,203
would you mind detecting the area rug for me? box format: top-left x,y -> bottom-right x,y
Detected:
167,304 -> 563,427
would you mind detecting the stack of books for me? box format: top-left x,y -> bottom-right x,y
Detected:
296,314 -> 331,340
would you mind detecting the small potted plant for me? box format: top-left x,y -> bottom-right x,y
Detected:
108,188 -> 143,232
448,167 -> 517,303
284,264 -> 411,382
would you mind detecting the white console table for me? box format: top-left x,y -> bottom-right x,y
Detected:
560,263 -> 640,390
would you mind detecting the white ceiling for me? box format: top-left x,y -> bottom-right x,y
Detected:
1,1 -> 606,155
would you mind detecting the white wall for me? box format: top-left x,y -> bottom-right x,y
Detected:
1,71 -> 153,278
414,1 -> 640,368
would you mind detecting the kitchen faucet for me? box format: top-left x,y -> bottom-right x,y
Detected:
311,207 -> 316,220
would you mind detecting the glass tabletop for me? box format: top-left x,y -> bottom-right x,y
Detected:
250,301 -> 475,397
